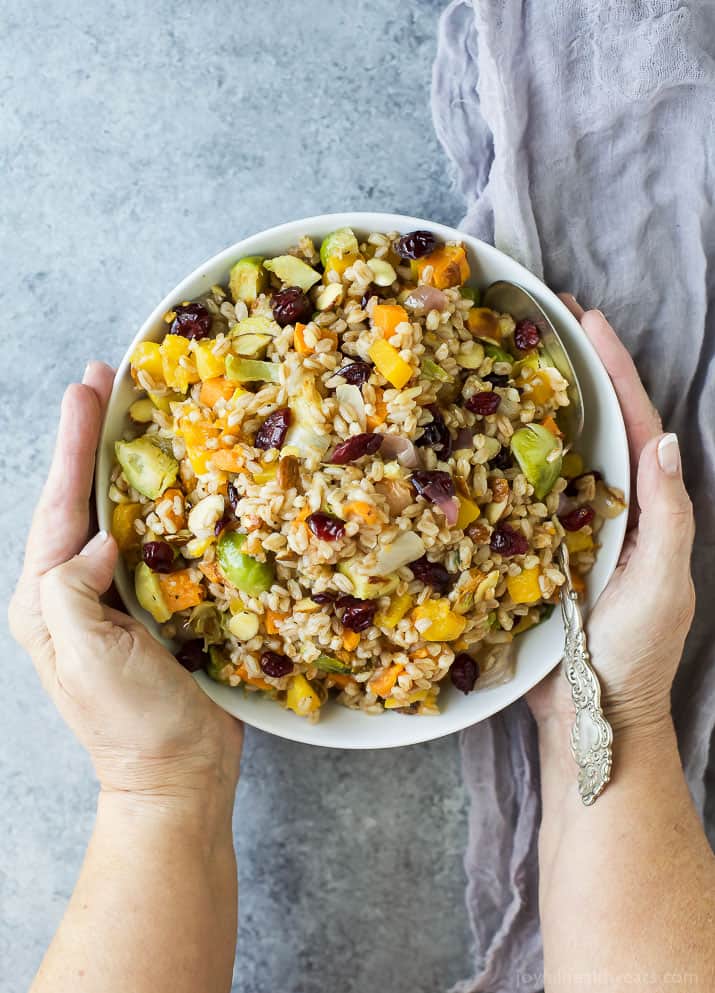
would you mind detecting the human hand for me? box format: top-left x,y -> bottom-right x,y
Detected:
528,300 -> 696,744
9,362 -> 243,812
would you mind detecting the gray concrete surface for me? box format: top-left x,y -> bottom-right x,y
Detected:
0,1 -> 470,990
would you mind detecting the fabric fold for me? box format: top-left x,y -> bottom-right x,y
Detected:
433,2 -> 715,990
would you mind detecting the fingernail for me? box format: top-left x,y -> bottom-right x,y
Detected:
563,293 -> 579,306
657,433 -> 681,477
80,530 -> 109,556
82,363 -> 92,384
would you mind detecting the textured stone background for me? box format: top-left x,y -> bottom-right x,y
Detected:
0,1 -> 470,990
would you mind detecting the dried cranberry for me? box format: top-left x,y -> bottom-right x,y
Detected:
490,447 -> 513,471
227,481 -> 241,511
565,470 -> 603,497
408,555 -> 453,594
450,653 -> 479,694
410,469 -> 456,503
560,505 -> 595,531
330,432 -> 383,464
465,391 -> 501,416
335,361 -> 372,387
170,302 -> 212,340
214,513 -> 231,537
306,512 -> 346,541
175,639 -> 208,673
260,651 -> 294,678
513,319 -> 541,352
271,286 -> 313,327
483,372 -> 509,387
416,405 -> 452,457
142,540 -> 174,573
394,230 -> 438,260
490,525 -> 529,557
338,598 -> 378,633
254,408 -> 291,450
311,592 -> 338,605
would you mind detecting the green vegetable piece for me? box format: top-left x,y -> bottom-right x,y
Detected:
460,286 -> 481,305
487,611 -> 499,630
263,255 -> 321,292
481,340 -> 513,364
115,437 -> 178,499
207,646 -> 231,684
314,654 -> 352,674
225,354 -> 280,383
232,315 -> 278,337
216,531 -> 275,597
232,334 -> 272,358
319,227 -> 359,266
421,358 -> 453,383
538,603 -> 556,624
510,424 -> 563,499
134,562 -> 171,623
336,560 -> 400,600
229,256 -> 266,305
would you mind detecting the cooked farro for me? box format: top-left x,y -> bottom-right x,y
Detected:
110,227 -> 625,721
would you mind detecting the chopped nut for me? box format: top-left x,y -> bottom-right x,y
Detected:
277,454 -> 301,491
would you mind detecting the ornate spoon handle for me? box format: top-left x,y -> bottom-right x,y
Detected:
558,547 -> 613,805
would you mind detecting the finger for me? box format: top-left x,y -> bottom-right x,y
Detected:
40,531 -> 119,652
81,360 -> 115,410
559,293 -> 585,320
24,381 -> 107,578
629,434 -> 695,585
580,310 -> 661,467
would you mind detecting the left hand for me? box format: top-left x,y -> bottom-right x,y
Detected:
9,362 -> 243,806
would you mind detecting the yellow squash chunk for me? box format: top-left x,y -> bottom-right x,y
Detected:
467,307 -> 501,340
252,461 -> 278,484
323,252 -> 360,280
342,500 -> 381,526
372,303 -> 409,339
160,334 -> 200,392
369,663 -> 404,698
384,688 -> 430,709
156,569 -> 205,614
561,451 -> 584,479
376,593 -> 414,629
412,599 -> 466,641
518,368 -> 553,407
130,340 -> 164,382
342,629 -> 361,652
565,530 -> 595,554
416,244 -> 470,289
368,338 -> 413,389
456,497 -> 481,530
193,340 -> 226,381
507,566 -> 543,605
286,673 -> 321,716
111,502 -> 143,551
199,377 -> 240,407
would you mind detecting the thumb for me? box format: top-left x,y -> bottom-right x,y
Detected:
630,433 -> 694,583
40,530 -> 119,646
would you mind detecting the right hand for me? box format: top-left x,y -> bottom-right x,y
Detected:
528,302 -> 696,740
9,362 -> 243,807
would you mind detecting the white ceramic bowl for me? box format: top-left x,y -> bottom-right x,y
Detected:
96,212 -> 629,749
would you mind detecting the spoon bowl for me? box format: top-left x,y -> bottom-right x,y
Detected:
483,280 -> 585,444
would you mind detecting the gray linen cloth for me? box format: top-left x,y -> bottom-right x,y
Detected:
432,2 -> 715,990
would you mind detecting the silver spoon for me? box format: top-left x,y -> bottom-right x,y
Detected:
483,281 -> 613,805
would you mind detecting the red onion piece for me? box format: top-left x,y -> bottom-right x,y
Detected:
436,495 -> 460,526
403,285 -> 448,312
380,434 -> 422,468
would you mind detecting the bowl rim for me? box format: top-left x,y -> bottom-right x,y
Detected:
96,211 -> 630,749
